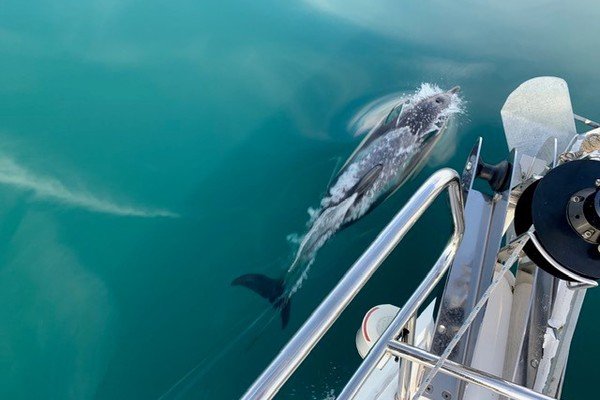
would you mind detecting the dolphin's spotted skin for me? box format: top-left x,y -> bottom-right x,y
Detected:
233,83 -> 463,327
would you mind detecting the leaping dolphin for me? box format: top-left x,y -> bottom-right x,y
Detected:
233,84 -> 463,328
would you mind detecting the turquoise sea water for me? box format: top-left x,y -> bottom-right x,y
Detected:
1,1 -> 600,399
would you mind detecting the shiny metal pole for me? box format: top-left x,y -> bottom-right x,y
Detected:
387,341 -> 556,400
397,315 -> 416,400
573,113 -> 600,129
338,234 -> 461,399
338,169 -> 464,399
240,169 -> 464,400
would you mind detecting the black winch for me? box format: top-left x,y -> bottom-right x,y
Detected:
567,186 -> 600,243
514,159 -> 600,280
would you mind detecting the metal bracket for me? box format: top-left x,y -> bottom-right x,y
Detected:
429,146 -> 517,400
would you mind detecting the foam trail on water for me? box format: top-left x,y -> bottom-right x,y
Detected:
287,193 -> 357,295
0,156 -> 178,218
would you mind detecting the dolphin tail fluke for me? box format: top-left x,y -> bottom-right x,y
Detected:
276,296 -> 291,329
231,273 -> 291,328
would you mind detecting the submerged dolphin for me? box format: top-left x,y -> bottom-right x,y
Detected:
233,84 -> 463,328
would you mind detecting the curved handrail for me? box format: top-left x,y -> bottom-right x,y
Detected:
527,231 -> 597,289
241,168 -> 465,400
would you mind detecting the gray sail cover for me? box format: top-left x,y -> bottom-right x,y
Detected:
501,77 -> 576,157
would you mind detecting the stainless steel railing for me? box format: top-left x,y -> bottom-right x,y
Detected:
387,341 -> 556,400
241,168 -> 465,400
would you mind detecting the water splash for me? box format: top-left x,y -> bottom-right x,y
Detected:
349,84 -> 464,139
402,83 -> 465,117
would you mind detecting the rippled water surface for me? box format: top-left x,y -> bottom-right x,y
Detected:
1,1 -> 600,399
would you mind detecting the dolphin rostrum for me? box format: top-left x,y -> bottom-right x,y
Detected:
233,83 -> 463,328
